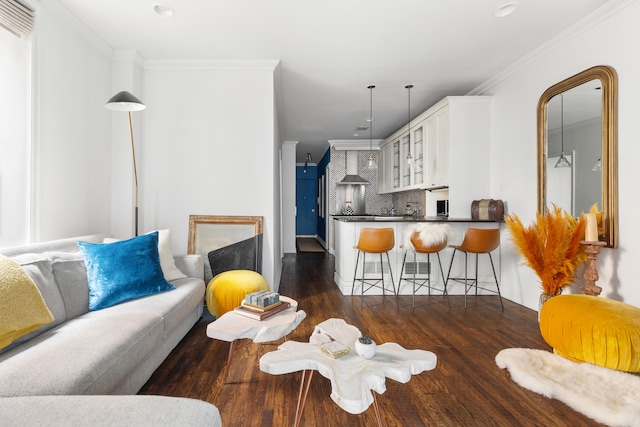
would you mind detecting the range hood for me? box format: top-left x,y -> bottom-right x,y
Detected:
338,151 -> 370,185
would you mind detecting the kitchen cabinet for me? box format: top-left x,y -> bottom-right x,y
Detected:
378,96 -> 492,218
424,106 -> 449,188
377,139 -> 395,193
378,119 -> 427,194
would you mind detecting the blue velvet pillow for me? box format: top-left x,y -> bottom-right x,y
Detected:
78,232 -> 175,311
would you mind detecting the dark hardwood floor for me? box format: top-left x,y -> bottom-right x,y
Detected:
140,252 -> 600,426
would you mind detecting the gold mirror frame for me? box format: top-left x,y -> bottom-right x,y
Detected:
537,65 -> 618,248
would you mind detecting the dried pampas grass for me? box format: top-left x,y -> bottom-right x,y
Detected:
505,205 -> 586,295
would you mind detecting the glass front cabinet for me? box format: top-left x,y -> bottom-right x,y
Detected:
380,120 -> 426,193
378,96 -> 492,214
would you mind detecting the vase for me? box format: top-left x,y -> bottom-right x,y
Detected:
354,336 -> 376,359
538,289 -> 562,321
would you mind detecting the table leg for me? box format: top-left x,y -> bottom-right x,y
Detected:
294,369 -> 314,427
224,340 -> 236,384
372,394 -> 383,427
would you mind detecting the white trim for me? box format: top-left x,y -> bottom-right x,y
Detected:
144,59 -> 280,71
328,139 -> 384,151
38,0 -> 113,59
468,0 -> 636,95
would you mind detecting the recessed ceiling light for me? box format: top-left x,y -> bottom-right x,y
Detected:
153,4 -> 175,17
494,2 -> 517,18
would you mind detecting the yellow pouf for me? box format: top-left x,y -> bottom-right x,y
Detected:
206,270 -> 270,317
540,294 -> 640,372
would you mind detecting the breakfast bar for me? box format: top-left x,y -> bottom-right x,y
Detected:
332,216 -> 502,296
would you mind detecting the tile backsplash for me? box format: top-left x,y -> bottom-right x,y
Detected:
329,147 -> 427,216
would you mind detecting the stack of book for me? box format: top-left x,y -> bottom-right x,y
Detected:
233,291 -> 291,320
320,341 -> 350,359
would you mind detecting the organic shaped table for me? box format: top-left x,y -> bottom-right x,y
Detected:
206,296 -> 306,382
259,318 -> 437,426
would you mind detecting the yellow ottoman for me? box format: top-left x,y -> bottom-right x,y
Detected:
206,270 -> 270,317
540,294 -> 640,372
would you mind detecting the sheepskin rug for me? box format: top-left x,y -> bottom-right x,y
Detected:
496,348 -> 640,427
402,223 -> 451,250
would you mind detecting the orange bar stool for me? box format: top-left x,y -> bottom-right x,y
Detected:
445,228 -> 503,309
400,230 -> 449,308
351,227 -> 396,299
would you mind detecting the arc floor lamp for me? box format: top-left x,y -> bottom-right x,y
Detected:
105,91 -> 146,236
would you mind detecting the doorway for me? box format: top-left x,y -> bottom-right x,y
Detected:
296,165 -> 317,236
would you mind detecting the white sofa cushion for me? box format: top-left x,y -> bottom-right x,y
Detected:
0,311 -> 164,396
0,395 -> 222,427
45,251 -> 89,319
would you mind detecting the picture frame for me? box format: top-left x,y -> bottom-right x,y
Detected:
188,215 -> 263,283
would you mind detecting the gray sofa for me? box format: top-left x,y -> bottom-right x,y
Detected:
0,234 -> 221,426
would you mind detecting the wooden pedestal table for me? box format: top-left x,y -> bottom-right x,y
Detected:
206,296 -> 306,383
259,318 -> 437,426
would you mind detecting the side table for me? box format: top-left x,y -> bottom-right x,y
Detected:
206,296 -> 306,382
259,318 -> 437,426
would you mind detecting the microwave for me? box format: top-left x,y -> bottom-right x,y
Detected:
437,200 -> 449,217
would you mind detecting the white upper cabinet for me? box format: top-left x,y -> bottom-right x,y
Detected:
424,106 -> 449,189
379,119 -> 427,194
378,96 -> 492,213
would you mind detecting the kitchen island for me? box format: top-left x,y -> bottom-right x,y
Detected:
333,216 -> 502,296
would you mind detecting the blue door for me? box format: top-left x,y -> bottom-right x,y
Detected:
296,166 -> 317,236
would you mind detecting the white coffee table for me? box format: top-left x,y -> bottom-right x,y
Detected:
259,318 -> 437,426
206,296 -> 306,382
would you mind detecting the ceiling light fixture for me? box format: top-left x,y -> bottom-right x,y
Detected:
363,85 -> 377,171
153,4 -> 175,17
494,2 -> 518,18
405,84 -> 414,167
555,94 -> 572,168
303,152 -> 312,172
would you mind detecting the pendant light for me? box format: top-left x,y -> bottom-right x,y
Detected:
405,84 -> 414,166
555,93 -> 572,168
363,85 -> 377,171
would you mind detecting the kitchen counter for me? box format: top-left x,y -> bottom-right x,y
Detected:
332,217 -> 502,296
332,215 -> 502,223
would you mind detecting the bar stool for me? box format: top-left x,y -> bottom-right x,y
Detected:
399,228 -> 450,308
445,228 -> 503,309
351,227 -> 396,299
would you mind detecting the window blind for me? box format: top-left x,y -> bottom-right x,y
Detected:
0,0 -> 35,38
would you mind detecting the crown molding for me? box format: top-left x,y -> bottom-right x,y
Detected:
468,0 -> 635,95
329,139 -> 384,151
144,59 -> 280,71
37,0 -> 113,59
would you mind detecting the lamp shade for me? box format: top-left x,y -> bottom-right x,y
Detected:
105,91 -> 146,112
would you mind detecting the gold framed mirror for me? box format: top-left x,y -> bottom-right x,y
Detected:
537,65 -> 618,248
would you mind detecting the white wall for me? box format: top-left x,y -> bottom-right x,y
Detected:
0,27 -> 30,246
282,141 -> 298,254
478,0 -> 640,309
141,60 -> 281,288
30,0 -> 113,241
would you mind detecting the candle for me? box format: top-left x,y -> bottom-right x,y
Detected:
585,213 -> 598,242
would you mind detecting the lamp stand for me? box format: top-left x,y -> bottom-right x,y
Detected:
128,111 -> 139,236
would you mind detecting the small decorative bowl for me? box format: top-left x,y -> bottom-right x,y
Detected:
355,335 -> 376,359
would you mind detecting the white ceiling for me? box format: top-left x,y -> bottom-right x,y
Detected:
54,0 -> 612,163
